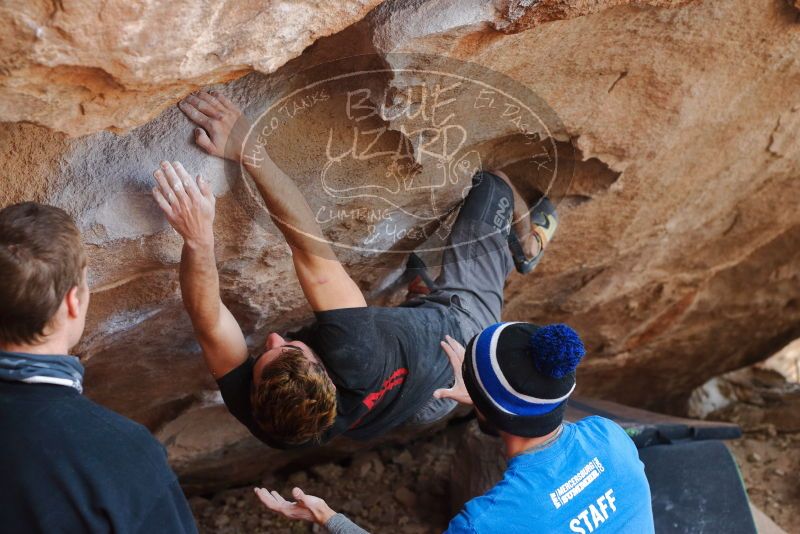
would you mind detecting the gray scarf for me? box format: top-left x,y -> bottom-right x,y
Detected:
0,351 -> 84,393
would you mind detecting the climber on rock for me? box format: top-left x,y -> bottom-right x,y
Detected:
255,323 -> 656,534
152,90 -> 558,449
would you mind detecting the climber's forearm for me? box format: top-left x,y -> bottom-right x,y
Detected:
242,146 -> 366,312
180,241 -> 221,333
243,145 -> 335,261
180,241 -> 248,377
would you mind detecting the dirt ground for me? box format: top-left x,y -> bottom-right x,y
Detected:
191,423 -> 467,534
728,428 -> 800,533
191,420 -> 799,534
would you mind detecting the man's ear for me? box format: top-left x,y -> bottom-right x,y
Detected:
65,286 -> 82,319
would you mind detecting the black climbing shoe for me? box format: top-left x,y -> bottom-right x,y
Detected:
405,253 -> 435,296
508,196 -> 558,274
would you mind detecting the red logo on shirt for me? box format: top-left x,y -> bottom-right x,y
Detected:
362,368 -> 408,411
348,368 -> 408,430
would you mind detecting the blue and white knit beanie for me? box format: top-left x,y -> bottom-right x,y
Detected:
463,322 -> 586,437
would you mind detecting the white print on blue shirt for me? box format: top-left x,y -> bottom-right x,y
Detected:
550,457 -> 605,509
569,489 -> 617,533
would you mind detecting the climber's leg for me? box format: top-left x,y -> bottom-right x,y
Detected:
401,171 -> 518,428
427,170 -> 517,338
490,170 -> 536,257
491,169 -> 559,274
404,169 -> 545,299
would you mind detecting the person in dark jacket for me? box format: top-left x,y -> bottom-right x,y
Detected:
0,202 -> 198,534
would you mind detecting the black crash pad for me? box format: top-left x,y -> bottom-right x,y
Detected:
566,396 -> 742,448
564,397 -> 754,533
640,440 -> 756,534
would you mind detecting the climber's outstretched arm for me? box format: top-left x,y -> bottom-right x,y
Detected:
178,91 -> 366,312
151,160 -> 248,378
243,144 -> 367,312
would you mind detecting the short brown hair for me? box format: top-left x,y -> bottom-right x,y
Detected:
0,202 -> 86,345
251,349 -> 337,445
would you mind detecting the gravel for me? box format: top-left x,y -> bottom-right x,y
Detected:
192,423 -> 468,533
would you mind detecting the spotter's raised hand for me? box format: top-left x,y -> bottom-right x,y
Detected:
433,335 -> 473,406
255,487 -> 336,526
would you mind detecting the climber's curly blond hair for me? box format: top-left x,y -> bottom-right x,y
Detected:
251,348 -> 337,446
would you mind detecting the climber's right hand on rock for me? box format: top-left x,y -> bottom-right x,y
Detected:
178,91 -> 250,162
151,160 -> 216,248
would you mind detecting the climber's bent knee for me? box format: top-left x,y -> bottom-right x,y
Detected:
456,171 -> 514,237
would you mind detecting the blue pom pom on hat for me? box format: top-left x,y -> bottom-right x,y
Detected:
530,323 -> 586,379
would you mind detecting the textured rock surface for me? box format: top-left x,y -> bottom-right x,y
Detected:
688,365 -> 800,432
0,0 -> 383,135
495,0 -> 694,32
689,339 -> 800,427
2,0 -> 800,491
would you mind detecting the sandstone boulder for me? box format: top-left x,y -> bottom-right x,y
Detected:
0,0 -> 383,135
689,339 -> 800,431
